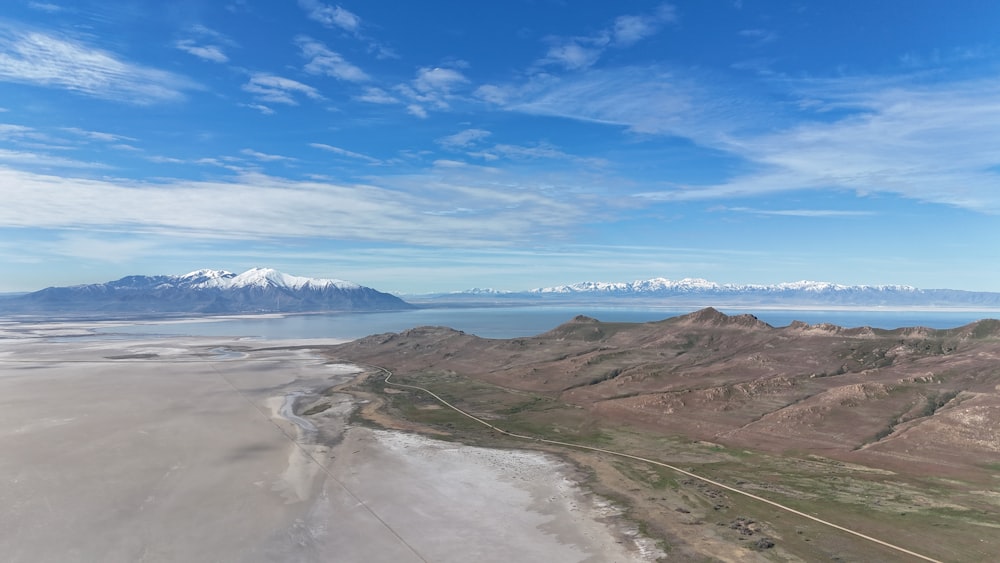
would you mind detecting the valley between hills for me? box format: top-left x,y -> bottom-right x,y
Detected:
326,307 -> 1000,562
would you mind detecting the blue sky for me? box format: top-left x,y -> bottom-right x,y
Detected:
2,1 -> 999,293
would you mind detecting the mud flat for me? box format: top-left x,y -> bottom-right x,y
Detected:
0,327 -> 658,562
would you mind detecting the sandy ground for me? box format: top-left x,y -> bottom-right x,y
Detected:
0,325 -> 659,562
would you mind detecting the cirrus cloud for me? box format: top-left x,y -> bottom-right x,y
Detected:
0,27 -> 197,104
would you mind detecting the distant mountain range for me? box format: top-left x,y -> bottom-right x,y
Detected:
5,271 -> 1000,318
0,268 -> 413,317
413,277 -> 1000,308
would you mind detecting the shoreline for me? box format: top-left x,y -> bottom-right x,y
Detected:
0,329 -> 662,562
4,305 -> 998,344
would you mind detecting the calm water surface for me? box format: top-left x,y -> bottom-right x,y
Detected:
96,306 -> 1000,340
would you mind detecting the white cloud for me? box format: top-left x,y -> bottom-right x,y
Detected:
298,0 -> 361,33
738,28 -> 776,45
406,104 -> 428,118
468,143 -> 606,167
538,4 -> 677,70
240,103 -> 275,115
309,142 -> 381,164
395,66 -> 469,115
242,73 -> 322,105
240,149 -> 295,162
718,207 -> 875,218
355,86 -> 399,104
296,36 -> 368,82
0,27 -> 197,104
174,25 -> 236,63
27,2 -> 62,13
483,61 -> 1000,213
147,155 -> 185,164
0,123 -> 36,139
613,4 -> 676,46
413,67 -> 468,94
0,165 -> 586,247
438,128 -> 491,149
498,67 -> 699,136
192,157 -> 246,173
474,84 -> 511,105
0,148 -> 108,170
541,42 -> 603,70
61,127 -> 136,143
626,75 -> 1000,212
175,39 -> 228,63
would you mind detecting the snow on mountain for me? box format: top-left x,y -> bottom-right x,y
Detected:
5,268 -> 410,316
395,276 -> 995,307
178,269 -> 236,285
450,288 -> 515,295
190,267 -> 361,291
530,278 -> 920,295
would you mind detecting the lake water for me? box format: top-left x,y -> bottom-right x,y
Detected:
96,306 -> 1000,341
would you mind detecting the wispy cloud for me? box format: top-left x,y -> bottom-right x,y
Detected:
296,0 -> 396,61
541,43 -> 603,70
61,127 -> 136,143
174,25 -> 236,63
0,123 -> 39,140
474,84 -> 510,105
193,157 -> 246,173
0,148 -> 108,170
296,36 -> 368,82
0,27 -> 197,103
631,75 -> 1000,212
406,104 -> 428,118
309,143 -> 381,164
481,58 -> 1000,213
539,4 -> 676,70
0,165 -> 586,247
175,39 -> 228,63
716,206 -> 875,217
396,66 -> 469,116
438,128 -> 491,149
355,86 -> 399,104
27,2 -> 62,13
242,72 -> 322,105
468,142 -> 607,167
488,67 -> 701,135
298,0 -> 360,33
146,155 -> 185,165
738,28 -> 776,45
612,5 -> 677,46
412,67 -> 468,95
240,149 -> 296,162
240,102 -> 275,115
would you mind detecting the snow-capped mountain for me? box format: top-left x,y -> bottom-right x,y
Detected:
185,267 -> 361,291
4,268 -> 412,317
531,278 -> 918,296
417,277 -> 1000,308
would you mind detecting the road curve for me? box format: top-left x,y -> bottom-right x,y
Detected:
373,365 -> 942,563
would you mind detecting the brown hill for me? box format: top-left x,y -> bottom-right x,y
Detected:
332,308 -> 1000,476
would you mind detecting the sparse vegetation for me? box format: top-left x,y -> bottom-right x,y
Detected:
330,309 -> 1000,562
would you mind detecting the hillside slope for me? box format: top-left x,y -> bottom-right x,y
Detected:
332,308 -> 1000,476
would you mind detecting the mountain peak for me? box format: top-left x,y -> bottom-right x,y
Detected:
179,269 -> 235,283
6,268 -> 410,316
677,307 -> 771,329
188,268 -> 362,291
